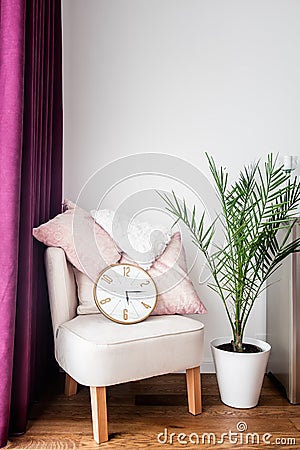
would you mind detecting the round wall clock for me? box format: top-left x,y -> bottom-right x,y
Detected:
94,263 -> 157,324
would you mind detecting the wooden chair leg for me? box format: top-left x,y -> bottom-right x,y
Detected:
90,386 -> 108,444
65,373 -> 78,396
186,366 -> 202,415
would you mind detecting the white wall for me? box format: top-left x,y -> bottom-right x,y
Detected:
62,0 -> 300,371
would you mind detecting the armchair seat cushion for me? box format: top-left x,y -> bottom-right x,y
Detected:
55,314 -> 204,387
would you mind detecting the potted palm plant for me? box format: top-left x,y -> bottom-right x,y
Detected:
160,154 -> 300,408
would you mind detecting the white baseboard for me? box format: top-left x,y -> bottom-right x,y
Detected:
178,360 -> 215,374
201,360 -> 215,373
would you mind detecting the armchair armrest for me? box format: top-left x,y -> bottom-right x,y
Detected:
44,247 -> 78,337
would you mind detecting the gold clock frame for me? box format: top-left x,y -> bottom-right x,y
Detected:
93,263 -> 158,325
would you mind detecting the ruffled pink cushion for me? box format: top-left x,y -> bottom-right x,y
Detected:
121,232 -> 207,315
33,201 -> 121,281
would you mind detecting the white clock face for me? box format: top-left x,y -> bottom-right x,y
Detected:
94,264 -> 157,324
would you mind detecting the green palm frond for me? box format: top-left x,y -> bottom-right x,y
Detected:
159,153 -> 300,352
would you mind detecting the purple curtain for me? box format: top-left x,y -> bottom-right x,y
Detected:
0,0 -> 63,447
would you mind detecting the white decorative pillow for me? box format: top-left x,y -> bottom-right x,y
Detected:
91,209 -> 171,269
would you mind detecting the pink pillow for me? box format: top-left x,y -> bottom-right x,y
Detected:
121,232 -> 207,315
33,200 -> 121,281
72,231 -> 207,316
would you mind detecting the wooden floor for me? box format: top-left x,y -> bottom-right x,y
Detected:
5,373 -> 300,449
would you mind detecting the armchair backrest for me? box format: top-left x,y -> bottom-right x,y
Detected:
44,247 -> 78,337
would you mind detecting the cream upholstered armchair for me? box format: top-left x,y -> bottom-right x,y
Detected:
45,246 -> 205,444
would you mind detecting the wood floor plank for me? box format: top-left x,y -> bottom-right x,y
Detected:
5,374 -> 300,449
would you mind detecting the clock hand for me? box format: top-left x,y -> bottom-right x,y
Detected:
126,290 -> 144,293
126,290 -> 150,302
126,290 -> 145,299
125,290 -> 145,304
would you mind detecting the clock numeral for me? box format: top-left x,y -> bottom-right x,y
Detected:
100,297 -> 111,305
123,308 -> 128,320
123,266 -> 130,277
141,302 -> 151,309
102,274 -> 113,284
140,280 -> 150,287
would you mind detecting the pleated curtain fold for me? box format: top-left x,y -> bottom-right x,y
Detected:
0,0 -> 63,446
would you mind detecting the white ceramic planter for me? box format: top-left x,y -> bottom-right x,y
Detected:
211,337 -> 271,409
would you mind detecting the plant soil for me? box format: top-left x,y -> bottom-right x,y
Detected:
217,343 -> 263,353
